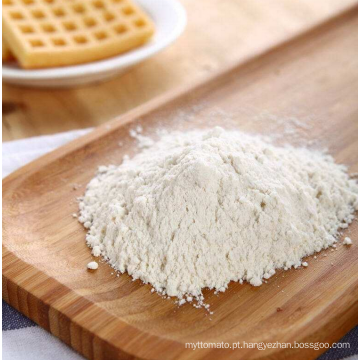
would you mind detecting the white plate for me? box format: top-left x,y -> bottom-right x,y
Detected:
2,0 -> 186,88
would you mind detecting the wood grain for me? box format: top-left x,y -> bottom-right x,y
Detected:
2,0 -> 357,141
3,9 -> 358,360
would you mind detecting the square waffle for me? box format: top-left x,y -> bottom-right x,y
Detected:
2,0 -> 155,68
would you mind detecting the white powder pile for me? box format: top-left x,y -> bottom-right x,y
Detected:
79,127 -> 357,300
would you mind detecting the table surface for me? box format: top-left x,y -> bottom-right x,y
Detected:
2,0 -> 356,141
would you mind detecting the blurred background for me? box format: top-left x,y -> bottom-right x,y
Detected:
2,0 -> 356,141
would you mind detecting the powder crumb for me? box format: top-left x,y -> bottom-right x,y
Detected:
98,166 -> 108,173
151,288 -> 155,293
129,129 -> 137,138
314,256 -> 317,259
72,213 -> 77,218
129,126 -> 155,148
92,246 -> 101,257
186,296 -> 193,302
87,261 -> 98,270
343,237 -> 353,245
178,299 -> 186,306
302,262 -> 308,267
72,183 -> 81,190
136,135 -> 155,149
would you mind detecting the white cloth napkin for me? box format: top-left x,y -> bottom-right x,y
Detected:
2,129 -> 91,178
3,327 -> 84,360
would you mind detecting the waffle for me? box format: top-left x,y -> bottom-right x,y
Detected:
2,0 -> 155,69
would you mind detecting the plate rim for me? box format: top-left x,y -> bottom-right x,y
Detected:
2,0 -> 187,82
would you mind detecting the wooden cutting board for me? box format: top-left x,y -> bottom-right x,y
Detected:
3,8 -> 358,360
